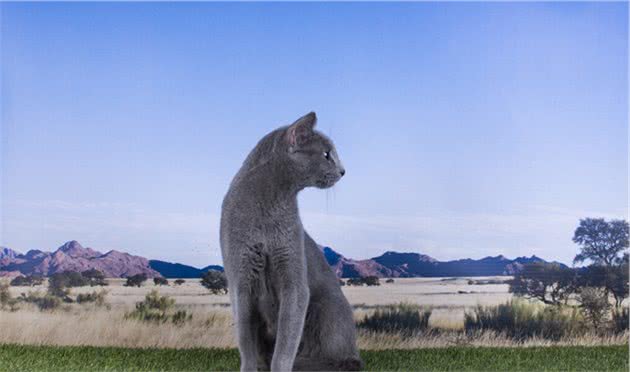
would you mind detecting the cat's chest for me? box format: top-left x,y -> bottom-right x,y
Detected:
256,215 -> 303,242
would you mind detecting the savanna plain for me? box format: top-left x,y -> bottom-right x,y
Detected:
1,277 -> 627,371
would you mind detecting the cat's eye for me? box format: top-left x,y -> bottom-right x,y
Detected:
323,151 -> 330,160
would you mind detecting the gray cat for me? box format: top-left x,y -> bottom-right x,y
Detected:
220,112 -> 363,371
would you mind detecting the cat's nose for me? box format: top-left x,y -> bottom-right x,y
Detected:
340,169 -> 346,177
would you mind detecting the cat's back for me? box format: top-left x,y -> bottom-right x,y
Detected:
220,127 -> 291,254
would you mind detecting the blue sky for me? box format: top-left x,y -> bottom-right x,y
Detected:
1,2 -> 627,266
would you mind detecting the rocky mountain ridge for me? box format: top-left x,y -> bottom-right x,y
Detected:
0,241 -> 564,278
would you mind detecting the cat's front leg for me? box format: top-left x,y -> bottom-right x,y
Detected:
270,248 -> 310,372
234,286 -> 262,372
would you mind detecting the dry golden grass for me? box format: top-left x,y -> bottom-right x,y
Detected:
1,277 -> 626,350
0,306 -> 235,349
356,330 -> 630,349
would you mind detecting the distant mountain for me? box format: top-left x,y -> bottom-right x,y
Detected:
0,241 -> 160,278
0,240 -> 563,279
321,247 -> 563,278
0,247 -> 18,260
322,246 -> 395,278
148,260 -> 224,278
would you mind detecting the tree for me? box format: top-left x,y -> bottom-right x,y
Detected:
363,276 -> 381,286
573,218 -> 629,266
608,259 -> 629,307
10,275 -> 44,287
573,218 -> 629,307
81,269 -> 107,286
201,270 -> 228,294
154,277 -> 169,286
47,273 -> 73,299
509,262 -> 576,305
125,274 -> 148,288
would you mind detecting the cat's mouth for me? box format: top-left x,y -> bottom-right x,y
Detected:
315,175 -> 339,189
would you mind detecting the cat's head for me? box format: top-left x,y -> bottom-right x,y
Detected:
283,112 -> 345,189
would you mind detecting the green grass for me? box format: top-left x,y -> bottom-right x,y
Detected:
0,344 -> 627,371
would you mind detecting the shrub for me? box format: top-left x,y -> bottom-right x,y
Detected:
154,277 -> 169,286
125,274 -> 148,287
363,276 -> 381,286
20,291 -> 62,311
174,279 -> 186,286
0,282 -> 9,306
339,280 -> 346,286
76,290 -> 108,307
611,307 -> 629,334
0,282 -> 19,311
125,290 -> 191,325
346,278 -> 364,286
10,275 -> 44,287
201,270 -> 228,294
172,310 -> 192,325
385,278 -> 395,284
357,303 -> 431,335
464,300 -> 583,341
578,287 -> 612,328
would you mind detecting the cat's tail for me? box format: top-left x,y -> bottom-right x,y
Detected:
293,356 -> 364,371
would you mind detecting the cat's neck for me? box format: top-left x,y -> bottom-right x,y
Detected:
240,159 -> 301,207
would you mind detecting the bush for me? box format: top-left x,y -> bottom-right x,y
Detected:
125,290 -> 191,325
125,274 -> 148,287
174,279 -> 186,286
339,280 -> 346,286
0,282 -> 19,311
172,310 -> 192,325
464,300 -> 583,341
385,278 -> 395,284
0,282 -> 10,306
578,287 -> 612,328
357,303 -> 431,335
20,291 -> 62,311
201,271 -> 228,294
76,290 -> 108,307
154,277 -> 169,286
346,278 -> 364,286
10,275 -> 44,287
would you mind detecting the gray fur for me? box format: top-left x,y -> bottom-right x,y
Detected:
220,112 -> 362,371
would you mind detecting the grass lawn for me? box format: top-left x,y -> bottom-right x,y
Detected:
0,344 -> 627,371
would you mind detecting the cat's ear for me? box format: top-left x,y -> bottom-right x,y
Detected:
286,112 -> 317,149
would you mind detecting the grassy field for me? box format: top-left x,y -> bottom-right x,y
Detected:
0,277 -> 511,349
0,344 -> 627,371
2,277 -> 627,349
